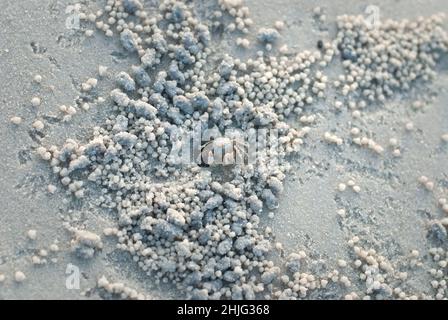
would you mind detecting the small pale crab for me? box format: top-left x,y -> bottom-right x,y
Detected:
200,131 -> 248,166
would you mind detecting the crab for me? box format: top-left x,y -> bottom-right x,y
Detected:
200,132 -> 248,166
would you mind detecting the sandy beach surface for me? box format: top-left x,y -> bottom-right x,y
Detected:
0,0 -> 447,299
